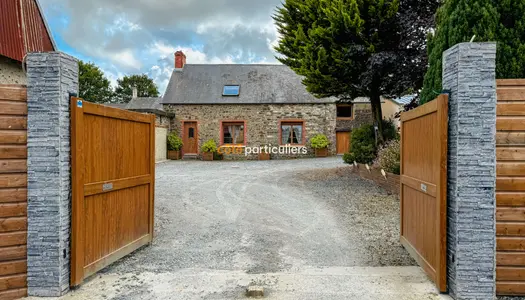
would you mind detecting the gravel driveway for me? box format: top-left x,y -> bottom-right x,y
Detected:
50,158 -> 448,300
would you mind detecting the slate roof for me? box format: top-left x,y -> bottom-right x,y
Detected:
162,64 -> 337,104
104,97 -> 173,117
391,94 -> 417,105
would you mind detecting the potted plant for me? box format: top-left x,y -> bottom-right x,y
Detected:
258,145 -> 270,160
201,139 -> 217,161
167,132 -> 183,160
310,134 -> 330,157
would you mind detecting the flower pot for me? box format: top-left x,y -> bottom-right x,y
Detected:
202,152 -> 214,161
258,152 -> 270,161
167,150 -> 181,160
315,148 -> 328,157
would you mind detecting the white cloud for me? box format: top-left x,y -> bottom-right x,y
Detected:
108,49 -> 142,70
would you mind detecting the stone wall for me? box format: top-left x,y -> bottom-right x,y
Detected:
351,164 -> 400,195
165,103 -> 336,159
336,102 -> 373,131
26,52 -> 78,296
442,42 -> 497,299
0,55 -> 26,85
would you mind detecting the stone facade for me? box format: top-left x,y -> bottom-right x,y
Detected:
0,55 -> 26,85
165,103 -> 336,159
336,102 -> 374,131
442,42 -> 497,299
26,52 -> 78,296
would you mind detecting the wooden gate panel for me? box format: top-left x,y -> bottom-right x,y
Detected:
495,79 -> 525,296
400,94 -> 448,292
0,85 -> 27,300
71,99 -> 155,286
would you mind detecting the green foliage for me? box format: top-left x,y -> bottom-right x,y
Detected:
342,152 -> 355,164
273,0 -> 438,140
343,120 -> 398,164
348,125 -> 377,164
114,74 -> 160,103
382,119 -> 400,141
213,151 -> 224,160
201,139 -> 217,153
374,139 -> 401,175
167,132 -> 183,151
79,61 -> 113,103
421,0 -> 525,103
309,134 -> 330,149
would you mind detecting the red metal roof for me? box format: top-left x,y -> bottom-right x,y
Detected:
0,0 -> 55,62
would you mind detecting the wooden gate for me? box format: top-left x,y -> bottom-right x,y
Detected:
0,85 -> 28,299
495,80 -> 525,296
400,94 -> 448,292
70,98 -> 155,286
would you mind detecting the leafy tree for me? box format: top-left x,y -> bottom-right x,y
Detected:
273,0 -> 439,141
421,0 -> 525,103
114,74 -> 160,103
78,61 -> 113,103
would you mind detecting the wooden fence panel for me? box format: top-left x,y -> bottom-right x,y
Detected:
0,85 -> 27,300
496,79 -> 525,296
400,94 -> 448,292
70,98 -> 155,286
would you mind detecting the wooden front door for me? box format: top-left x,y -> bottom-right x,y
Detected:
336,131 -> 351,154
183,122 -> 198,154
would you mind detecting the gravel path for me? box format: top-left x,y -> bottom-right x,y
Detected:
43,157 -> 448,299
110,157 -> 414,273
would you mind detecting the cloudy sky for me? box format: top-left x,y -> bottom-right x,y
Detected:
40,0 -> 283,94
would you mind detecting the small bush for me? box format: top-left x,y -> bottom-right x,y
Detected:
342,152 -> 355,164
201,139 -> 217,153
382,119 -> 399,141
342,120 -> 399,165
374,139 -> 400,175
309,134 -> 330,149
167,132 -> 183,151
213,151 -> 223,160
348,124 -> 377,164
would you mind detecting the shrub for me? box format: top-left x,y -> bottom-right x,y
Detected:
309,134 -> 330,149
201,139 -> 217,153
342,120 -> 399,165
167,132 -> 183,151
382,119 -> 399,141
374,139 -> 400,175
213,151 -> 223,160
348,124 -> 377,164
342,152 -> 355,164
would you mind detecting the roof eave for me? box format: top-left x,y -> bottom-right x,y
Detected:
34,0 -> 57,51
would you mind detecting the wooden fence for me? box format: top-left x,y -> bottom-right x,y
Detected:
495,79 -> 525,296
399,94 -> 448,292
70,98 -> 156,286
0,85 -> 28,299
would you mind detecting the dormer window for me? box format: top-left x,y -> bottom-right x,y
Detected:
223,85 -> 240,96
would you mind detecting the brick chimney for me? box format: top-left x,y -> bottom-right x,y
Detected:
175,51 -> 186,69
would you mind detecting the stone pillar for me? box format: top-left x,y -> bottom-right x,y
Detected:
26,52 -> 79,296
442,42 -> 497,299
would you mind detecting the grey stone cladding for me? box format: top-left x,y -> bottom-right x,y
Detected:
442,42 -> 497,300
26,52 -> 78,296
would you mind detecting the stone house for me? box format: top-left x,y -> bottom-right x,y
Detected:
161,51 -> 375,159
0,0 -> 56,84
